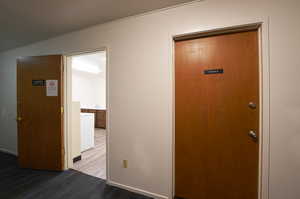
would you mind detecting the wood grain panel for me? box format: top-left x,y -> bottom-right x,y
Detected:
175,30 -> 259,199
17,55 -> 64,171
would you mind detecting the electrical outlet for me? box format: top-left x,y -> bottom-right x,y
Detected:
123,160 -> 128,168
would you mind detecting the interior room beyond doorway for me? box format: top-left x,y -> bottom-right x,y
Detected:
69,51 -> 107,179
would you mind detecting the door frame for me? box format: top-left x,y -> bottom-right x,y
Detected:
63,47 -> 110,180
171,19 -> 270,199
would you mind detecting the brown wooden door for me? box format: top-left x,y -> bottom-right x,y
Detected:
17,55 -> 64,171
175,30 -> 259,199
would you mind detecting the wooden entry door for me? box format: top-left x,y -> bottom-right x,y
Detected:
17,55 -> 64,171
175,30 -> 259,199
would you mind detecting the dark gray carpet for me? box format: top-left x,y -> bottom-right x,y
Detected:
0,152 -> 152,199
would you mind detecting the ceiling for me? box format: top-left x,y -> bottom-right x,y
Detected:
0,0 -> 194,52
72,52 -> 106,75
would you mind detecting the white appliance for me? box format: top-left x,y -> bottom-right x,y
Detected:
80,113 -> 95,152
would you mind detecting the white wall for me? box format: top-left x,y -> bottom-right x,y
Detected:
72,70 -> 106,108
0,0 -> 300,198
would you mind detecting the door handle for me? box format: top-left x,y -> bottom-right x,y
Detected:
248,102 -> 257,109
16,117 -> 23,122
248,130 -> 258,142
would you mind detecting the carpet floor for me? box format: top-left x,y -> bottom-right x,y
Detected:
0,152 -> 152,199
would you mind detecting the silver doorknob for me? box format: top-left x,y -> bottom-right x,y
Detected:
248,102 -> 257,109
248,130 -> 258,142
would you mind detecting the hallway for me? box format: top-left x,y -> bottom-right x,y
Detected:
0,152 -> 150,199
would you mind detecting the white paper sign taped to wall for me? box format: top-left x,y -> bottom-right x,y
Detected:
46,80 -> 58,96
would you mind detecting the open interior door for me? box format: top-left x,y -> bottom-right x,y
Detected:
17,55 -> 64,171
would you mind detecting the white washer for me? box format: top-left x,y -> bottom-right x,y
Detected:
80,113 -> 95,152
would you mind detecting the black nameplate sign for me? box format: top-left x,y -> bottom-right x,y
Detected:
204,68 -> 224,75
32,80 -> 45,86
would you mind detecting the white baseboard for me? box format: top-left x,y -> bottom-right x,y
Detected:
107,180 -> 168,199
0,148 -> 17,156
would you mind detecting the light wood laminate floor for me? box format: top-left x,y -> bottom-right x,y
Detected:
73,129 -> 106,179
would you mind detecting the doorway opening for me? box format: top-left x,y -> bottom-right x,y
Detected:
66,51 -> 107,180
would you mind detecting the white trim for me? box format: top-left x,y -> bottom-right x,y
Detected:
258,17 -> 271,199
171,17 -> 270,199
105,48 -> 111,180
64,55 -> 72,170
107,180 -> 168,199
0,148 -> 17,156
63,47 -> 110,181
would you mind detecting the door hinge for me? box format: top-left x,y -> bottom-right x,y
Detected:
61,107 -> 64,113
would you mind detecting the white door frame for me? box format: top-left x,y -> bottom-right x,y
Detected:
63,47 -> 110,181
171,18 -> 270,199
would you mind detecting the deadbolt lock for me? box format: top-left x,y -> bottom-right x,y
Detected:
248,130 -> 258,142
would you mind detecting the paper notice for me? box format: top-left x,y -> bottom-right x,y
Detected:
46,80 -> 58,96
